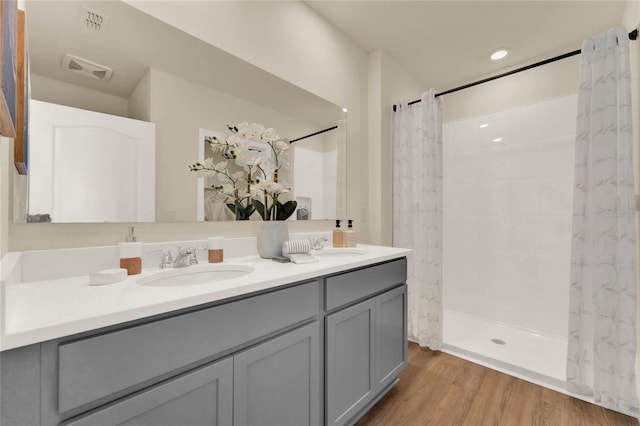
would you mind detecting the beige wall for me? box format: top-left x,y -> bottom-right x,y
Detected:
148,68 -> 321,222
1,137 -> 10,256
31,73 -> 129,117
368,50 -> 424,246
128,71 -> 151,122
125,1 -> 369,238
443,56 -> 581,123
9,1 -> 370,251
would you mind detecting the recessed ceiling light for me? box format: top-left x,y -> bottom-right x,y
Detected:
342,108 -> 348,113
479,123 -> 489,128
490,49 -> 509,61
492,137 -> 503,142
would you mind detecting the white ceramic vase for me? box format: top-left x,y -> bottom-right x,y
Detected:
257,221 -> 289,259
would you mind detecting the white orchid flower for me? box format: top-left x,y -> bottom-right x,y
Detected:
262,128 -> 279,141
262,181 -> 284,195
275,139 -> 290,151
234,149 -> 246,162
249,123 -> 265,139
218,174 -> 232,183
245,157 -> 263,168
250,181 -> 266,196
237,122 -> 250,139
201,157 -> 214,168
214,160 -> 228,171
218,184 -> 235,196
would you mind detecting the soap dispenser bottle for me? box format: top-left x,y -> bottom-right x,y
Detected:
333,220 -> 345,248
344,219 -> 357,247
119,226 -> 142,275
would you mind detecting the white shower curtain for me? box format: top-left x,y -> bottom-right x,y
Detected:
393,90 -> 443,350
567,26 -> 638,413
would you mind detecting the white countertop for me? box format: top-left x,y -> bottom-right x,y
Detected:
1,244 -> 411,351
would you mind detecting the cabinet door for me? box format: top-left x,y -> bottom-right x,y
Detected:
233,322 -> 320,426
375,284 -> 407,391
325,298 -> 376,426
63,357 -> 232,426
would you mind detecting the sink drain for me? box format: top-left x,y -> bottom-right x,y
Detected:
491,338 -> 507,345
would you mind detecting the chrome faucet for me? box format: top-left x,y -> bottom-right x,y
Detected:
149,246 -> 206,269
149,249 -> 174,269
310,236 -> 328,250
174,247 -> 206,267
173,247 -> 195,268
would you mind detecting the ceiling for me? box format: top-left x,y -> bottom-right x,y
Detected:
305,1 -> 629,91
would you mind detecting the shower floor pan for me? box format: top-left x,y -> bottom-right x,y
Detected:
442,310 -> 567,392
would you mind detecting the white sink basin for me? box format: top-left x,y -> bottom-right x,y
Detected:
138,264 -> 254,287
313,248 -> 369,257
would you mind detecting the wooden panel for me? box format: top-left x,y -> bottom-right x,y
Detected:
374,285 -> 407,391
234,322 -> 320,426
58,281 -> 319,413
64,357 -> 233,426
0,0 -> 17,139
357,344 -> 638,426
13,8 -> 25,174
325,258 -> 407,311
326,298 -> 375,426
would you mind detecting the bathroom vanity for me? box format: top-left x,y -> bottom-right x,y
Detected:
0,243 -> 410,426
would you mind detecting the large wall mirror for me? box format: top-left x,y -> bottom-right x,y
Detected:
17,0 -> 347,223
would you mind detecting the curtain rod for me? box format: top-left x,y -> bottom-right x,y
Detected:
290,125 -> 338,143
393,28 -> 638,112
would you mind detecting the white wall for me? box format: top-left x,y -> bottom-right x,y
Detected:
293,135 -> 338,220
323,150 -> 338,219
9,1 -> 370,251
30,73 -> 129,117
368,50 -> 424,245
443,95 -> 577,337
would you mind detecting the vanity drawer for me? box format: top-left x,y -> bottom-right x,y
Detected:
58,281 -> 319,413
325,258 -> 407,311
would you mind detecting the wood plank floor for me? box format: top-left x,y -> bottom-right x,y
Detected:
357,343 -> 638,426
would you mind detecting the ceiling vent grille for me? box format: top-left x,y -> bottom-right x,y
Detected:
62,54 -> 113,81
79,7 -> 108,31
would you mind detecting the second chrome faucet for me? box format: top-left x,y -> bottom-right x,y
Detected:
150,247 -> 205,268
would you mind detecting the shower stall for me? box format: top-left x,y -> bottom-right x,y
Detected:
441,94 -> 577,391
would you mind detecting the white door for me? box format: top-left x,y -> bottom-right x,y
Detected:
29,100 -> 155,222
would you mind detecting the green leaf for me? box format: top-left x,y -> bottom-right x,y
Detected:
252,199 -> 267,220
275,200 -> 297,221
235,201 -> 255,220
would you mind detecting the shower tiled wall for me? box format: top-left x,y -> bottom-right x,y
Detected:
443,94 -> 577,338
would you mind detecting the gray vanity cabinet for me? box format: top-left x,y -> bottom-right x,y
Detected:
325,283 -> 407,426
374,285 -> 407,391
0,257 -> 408,426
233,322 -> 320,426
63,357 -> 233,426
326,298 -> 376,426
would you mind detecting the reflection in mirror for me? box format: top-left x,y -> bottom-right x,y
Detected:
19,0 -> 346,223
196,119 -> 346,222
